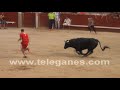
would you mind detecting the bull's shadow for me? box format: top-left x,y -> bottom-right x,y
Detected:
48,52 -> 77,57
49,51 -> 110,60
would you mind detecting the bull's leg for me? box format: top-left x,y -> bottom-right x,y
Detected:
85,50 -> 93,56
80,49 -> 94,57
80,50 -> 90,56
76,50 -> 81,55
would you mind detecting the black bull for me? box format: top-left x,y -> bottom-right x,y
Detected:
64,38 -> 110,56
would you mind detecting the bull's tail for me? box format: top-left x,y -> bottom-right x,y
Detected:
97,40 -> 110,51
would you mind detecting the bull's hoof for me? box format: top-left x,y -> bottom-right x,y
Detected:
23,56 -> 27,58
82,55 -> 88,58
76,52 -> 81,55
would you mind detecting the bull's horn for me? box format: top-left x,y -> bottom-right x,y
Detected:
65,40 -> 69,42
66,40 -> 69,42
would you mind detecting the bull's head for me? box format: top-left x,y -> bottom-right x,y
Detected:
64,40 -> 70,49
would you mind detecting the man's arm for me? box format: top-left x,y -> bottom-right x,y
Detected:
18,34 -> 22,42
18,38 -> 21,42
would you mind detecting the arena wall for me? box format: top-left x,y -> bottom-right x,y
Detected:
22,12 -> 35,27
1,12 -> 120,32
39,13 -> 120,27
0,12 -> 18,27
38,13 -> 120,32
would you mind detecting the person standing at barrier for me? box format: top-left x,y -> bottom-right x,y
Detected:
88,17 -> 96,34
48,12 -> 56,30
18,29 -> 30,58
54,12 -> 60,29
0,14 -> 7,29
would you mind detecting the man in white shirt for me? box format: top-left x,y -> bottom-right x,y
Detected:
63,17 -> 71,26
54,12 -> 60,29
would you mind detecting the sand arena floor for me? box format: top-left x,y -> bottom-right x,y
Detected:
0,27 -> 120,78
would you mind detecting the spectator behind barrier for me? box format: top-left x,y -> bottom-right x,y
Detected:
63,17 -> 72,26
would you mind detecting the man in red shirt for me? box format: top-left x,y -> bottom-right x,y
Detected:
18,29 -> 30,58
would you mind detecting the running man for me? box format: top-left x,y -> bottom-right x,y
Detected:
88,17 -> 96,34
18,29 -> 30,58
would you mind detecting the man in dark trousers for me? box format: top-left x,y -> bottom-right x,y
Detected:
48,12 -> 55,30
88,17 -> 96,34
